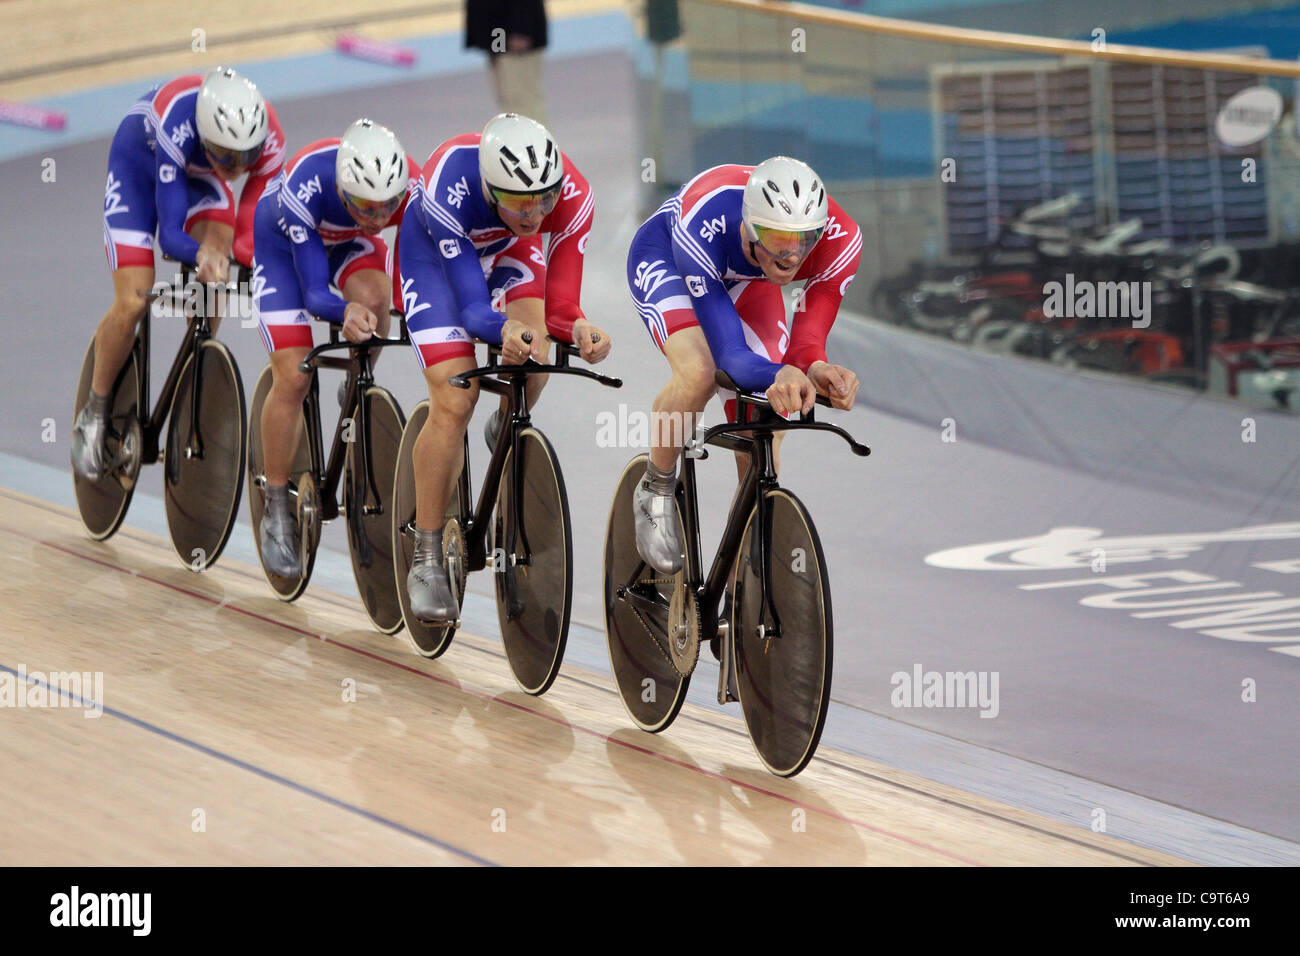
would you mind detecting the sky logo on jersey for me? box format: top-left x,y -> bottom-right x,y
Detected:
634,259 -> 673,296
288,225 -> 308,244
439,239 -> 460,258
446,176 -> 471,209
686,275 -> 707,297
561,177 -> 581,201
296,175 -> 322,204
699,215 -> 727,243
170,120 -> 194,150
823,216 -> 847,241
104,172 -> 129,216
401,278 -> 430,321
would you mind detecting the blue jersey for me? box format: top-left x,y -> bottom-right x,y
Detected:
256,139 -> 418,322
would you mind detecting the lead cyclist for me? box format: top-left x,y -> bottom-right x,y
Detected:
627,156 -> 863,574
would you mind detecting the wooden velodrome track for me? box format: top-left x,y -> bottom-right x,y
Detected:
1,0 -> 1191,867
0,487 -> 1185,865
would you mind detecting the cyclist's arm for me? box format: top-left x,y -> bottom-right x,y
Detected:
281,181 -> 346,322
541,173 -> 594,341
786,214 -> 862,372
419,193 -> 502,342
233,106 -> 286,267
150,85 -> 201,264
673,247 -> 781,390
288,228 -> 348,323
154,150 -> 200,265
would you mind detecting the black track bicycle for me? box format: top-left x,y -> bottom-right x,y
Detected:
603,371 -> 870,777
392,336 -> 621,695
73,258 -> 246,570
246,312 -> 409,631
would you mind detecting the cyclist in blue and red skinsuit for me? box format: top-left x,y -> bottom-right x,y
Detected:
72,67 -> 284,481
250,119 -> 421,578
395,112 -> 611,623
626,157 -> 863,573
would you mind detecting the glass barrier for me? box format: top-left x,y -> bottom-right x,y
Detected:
631,0 -> 1300,411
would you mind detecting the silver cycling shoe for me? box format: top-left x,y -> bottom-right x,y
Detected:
633,475 -> 683,574
260,505 -> 302,578
407,559 -> 459,624
70,404 -> 108,482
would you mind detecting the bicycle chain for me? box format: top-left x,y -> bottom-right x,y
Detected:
627,576 -> 680,669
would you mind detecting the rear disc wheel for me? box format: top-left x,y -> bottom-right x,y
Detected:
602,455 -> 690,732
72,337 -> 142,540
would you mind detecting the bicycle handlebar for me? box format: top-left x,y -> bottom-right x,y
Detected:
710,369 -> 871,457
447,333 -> 623,390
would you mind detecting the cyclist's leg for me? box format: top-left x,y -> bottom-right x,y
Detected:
414,356 -> 477,529
78,122 -> 157,479
627,231 -> 715,472
93,122 -> 158,396
627,229 -> 710,571
655,327 -> 716,470
401,209 -> 476,618
252,232 -> 313,488
250,227 -> 313,577
183,171 -> 236,334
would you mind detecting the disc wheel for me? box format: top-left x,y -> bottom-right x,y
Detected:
343,385 -> 406,634
246,364 -> 315,600
492,427 -> 572,696
393,401 -> 464,657
163,340 -> 246,571
602,455 -> 690,732
72,337 -> 142,540
731,488 -> 833,777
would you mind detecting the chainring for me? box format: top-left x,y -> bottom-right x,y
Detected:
666,570 -> 701,677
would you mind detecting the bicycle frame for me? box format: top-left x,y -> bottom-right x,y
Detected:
297,313 -> 412,523
446,339 -> 623,573
136,261 -> 215,465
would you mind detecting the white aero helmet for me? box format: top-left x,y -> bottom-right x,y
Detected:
196,67 -> 268,165
741,157 -> 829,259
479,113 -> 564,195
336,118 -> 408,206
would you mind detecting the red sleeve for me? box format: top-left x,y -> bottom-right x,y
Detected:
540,159 -> 594,342
783,203 -> 862,372
232,104 -> 286,267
